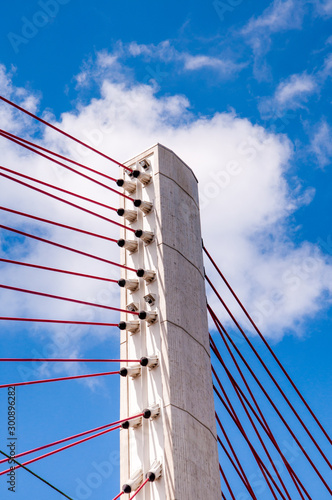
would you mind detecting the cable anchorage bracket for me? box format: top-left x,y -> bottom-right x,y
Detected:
143,403 -> 160,421
122,469 -> 143,494
121,416 -> 142,429
117,208 -> 138,224
146,459 -> 162,482
116,179 -> 137,195
139,310 -> 158,325
133,199 -> 153,215
132,170 -> 152,186
140,354 -> 159,370
126,302 -> 139,312
136,268 -> 156,283
135,230 -> 154,246
117,239 -> 138,254
119,364 -> 141,379
118,321 -> 140,335
137,158 -> 151,171
118,278 -> 139,293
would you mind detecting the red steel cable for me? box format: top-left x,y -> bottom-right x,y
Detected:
211,331 -> 307,499
0,169 -> 135,233
206,274 -> 332,468
0,413 -> 143,465
210,334 -> 310,500
0,370 -> 119,389
222,494 -> 227,500
0,318 -> 118,325
209,306 -> 332,495
214,363 -> 296,500
204,245 -> 332,446
0,132 -> 132,200
129,478 -> 150,499
0,358 -> 139,363
215,413 -> 257,500
213,384 -> 285,500
230,373 -> 310,500
211,337 -> 270,435
0,128 -> 118,183
0,165 -> 121,212
0,225 -> 136,271
0,95 -> 133,172
112,493 -> 124,500
0,424 -> 122,476
211,339 -> 310,500
217,434 -> 256,500
214,383 -> 281,500
210,323 -> 331,498
211,349 -> 268,437
0,284 -> 139,315
0,206 -> 118,242
0,140 -> 130,201
0,258 -> 118,283
219,464 -> 236,500
212,358 -> 286,500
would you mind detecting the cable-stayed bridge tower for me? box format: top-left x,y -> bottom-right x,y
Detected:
118,144 -> 221,499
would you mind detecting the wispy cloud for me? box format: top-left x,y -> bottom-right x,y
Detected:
243,0 -> 304,35
183,54 -> 246,73
315,0 -> 332,17
310,119 -> 332,167
127,40 -> 176,61
242,0 -> 305,80
319,52 -> 332,78
259,72 -> 318,117
275,73 -> 317,107
258,44 -> 332,119
126,40 -> 247,78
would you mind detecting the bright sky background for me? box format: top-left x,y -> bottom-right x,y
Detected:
0,0 -> 331,499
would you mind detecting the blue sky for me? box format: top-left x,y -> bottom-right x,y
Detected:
0,0 -> 331,498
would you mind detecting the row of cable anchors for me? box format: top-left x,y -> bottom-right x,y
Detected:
121,403 -> 161,429
116,158 -> 153,195
117,158 -> 162,496
116,157 -> 154,256
119,355 -> 159,379
122,459 -> 162,494
118,267 -> 156,290
118,309 -> 158,333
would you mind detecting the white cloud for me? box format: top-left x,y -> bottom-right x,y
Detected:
315,0 -> 332,17
128,40 -> 176,61
310,120 -> 332,167
243,0 -> 304,34
259,72 -> 318,116
274,73 -> 317,107
0,58 -> 331,363
183,54 -> 247,74
126,40 -> 246,78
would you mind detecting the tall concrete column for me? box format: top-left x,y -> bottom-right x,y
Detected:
119,144 -> 220,499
